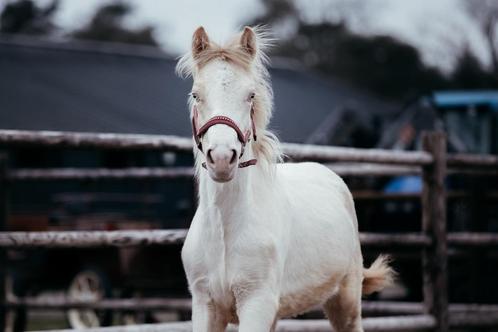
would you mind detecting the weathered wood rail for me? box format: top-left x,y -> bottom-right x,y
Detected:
0,129 -> 434,164
1,230 -> 497,248
6,297 -> 498,316
34,316 -> 438,332
0,129 -> 497,332
27,313 -> 498,332
31,311 -> 498,332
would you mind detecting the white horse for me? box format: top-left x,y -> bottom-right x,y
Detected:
176,26 -> 394,332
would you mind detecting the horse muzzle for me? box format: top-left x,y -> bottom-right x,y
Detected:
191,106 -> 258,180
205,145 -> 238,182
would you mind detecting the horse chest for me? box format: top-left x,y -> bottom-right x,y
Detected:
205,244 -> 263,312
197,239 -> 238,308
186,209 -> 276,315
206,256 -> 231,297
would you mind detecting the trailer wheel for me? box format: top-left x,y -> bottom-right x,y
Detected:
66,268 -> 112,328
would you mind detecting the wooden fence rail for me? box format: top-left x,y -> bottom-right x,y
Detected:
0,231 -> 430,248
30,312 -> 498,332
0,129 -> 433,165
8,167 -> 195,181
8,165 -> 418,181
0,130 -> 497,332
1,129 -> 496,167
0,130 -> 194,152
2,230 -> 497,249
446,152 -> 498,167
7,165 -> 497,182
0,230 -> 188,248
33,316 -> 438,332
7,297 -> 498,317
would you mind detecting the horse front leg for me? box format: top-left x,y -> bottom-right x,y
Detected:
237,290 -> 279,332
191,295 -> 227,332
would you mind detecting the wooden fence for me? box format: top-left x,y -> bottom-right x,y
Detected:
0,129 -> 497,331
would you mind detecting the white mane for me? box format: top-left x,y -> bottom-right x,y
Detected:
175,27 -> 282,176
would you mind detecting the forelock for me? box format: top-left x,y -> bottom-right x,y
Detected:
176,26 -> 273,79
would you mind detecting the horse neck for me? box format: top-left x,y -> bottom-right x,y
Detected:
197,145 -> 262,227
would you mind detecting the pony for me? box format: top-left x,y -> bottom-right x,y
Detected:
176,26 -> 394,332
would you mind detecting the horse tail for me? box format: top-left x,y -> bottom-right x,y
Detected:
362,255 -> 396,295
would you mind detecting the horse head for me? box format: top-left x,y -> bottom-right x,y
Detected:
177,26 -> 275,183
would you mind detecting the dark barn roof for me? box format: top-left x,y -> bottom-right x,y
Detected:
0,36 -> 398,143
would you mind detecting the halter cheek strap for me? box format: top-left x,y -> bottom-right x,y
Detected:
191,106 -> 257,169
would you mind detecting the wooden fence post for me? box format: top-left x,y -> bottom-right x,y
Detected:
0,154 -> 8,332
421,132 -> 448,332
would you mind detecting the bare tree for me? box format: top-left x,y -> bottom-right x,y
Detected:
72,1 -> 158,46
463,0 -> 498,74
0,0 -> 58,35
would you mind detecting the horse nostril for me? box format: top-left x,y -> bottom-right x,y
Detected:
229,149 -> 237,164
207,149 -> 214,164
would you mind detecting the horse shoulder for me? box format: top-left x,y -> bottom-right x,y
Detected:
182,209 -> 210,294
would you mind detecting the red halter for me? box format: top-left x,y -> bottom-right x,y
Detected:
192,106 -> 257,169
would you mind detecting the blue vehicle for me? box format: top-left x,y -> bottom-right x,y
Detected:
374,91 -> 498,303
432,90 -> 498,154
385,90 -> 498,194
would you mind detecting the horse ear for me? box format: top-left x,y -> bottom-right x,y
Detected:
240,26 -> 257,58
192,26 -> 210,58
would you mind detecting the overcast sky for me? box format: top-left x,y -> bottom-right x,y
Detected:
2,0 -> 491,73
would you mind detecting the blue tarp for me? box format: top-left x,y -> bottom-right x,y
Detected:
384,176 -> 422,194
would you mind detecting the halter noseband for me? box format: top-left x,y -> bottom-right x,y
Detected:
192,106 -> 257,169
